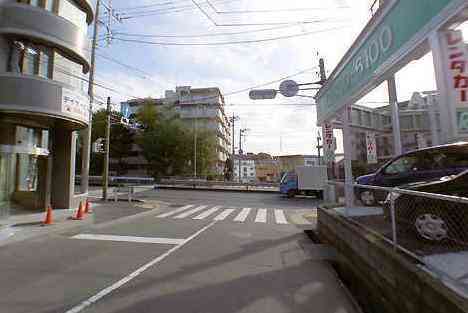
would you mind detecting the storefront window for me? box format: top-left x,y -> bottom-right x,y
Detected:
17,154 -> 38,192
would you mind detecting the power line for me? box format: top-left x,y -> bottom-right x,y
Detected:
191,0 -> 345,27
112,26 -> 347,46
120,0 -> 239,19
205,0 -> 350,14
112,24 -> 301,38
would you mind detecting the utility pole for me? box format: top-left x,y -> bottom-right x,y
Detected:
81,0 -> 100,195
194,115 -> 198,178
81,0 -> 122,195
102,97 -> 111,201
229,114 -> 239,181
238,128 -> 248,182
316,131 -> 322,164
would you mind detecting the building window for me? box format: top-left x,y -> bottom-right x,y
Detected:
58,0 -> 87,32
18,44 -> 53,79
18,0 -> 58,13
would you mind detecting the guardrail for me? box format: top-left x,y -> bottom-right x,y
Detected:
326,180 -> 468,298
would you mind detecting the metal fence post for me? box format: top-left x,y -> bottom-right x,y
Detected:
128,186 -> 133,203
390,189 -> 398,250
114,187 -> 118,202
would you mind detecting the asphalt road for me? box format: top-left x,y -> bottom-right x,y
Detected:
0,190 -> 359,313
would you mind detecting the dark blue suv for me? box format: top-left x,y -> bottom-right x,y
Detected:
356,142 -> 468,206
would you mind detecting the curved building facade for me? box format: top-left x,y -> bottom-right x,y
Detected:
0,0 -> 93,217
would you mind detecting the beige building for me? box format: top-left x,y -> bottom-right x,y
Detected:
120,86 -> 231,176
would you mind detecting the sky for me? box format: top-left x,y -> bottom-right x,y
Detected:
91,0 -> 463,156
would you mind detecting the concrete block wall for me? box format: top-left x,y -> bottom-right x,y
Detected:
317,208 -> 468,313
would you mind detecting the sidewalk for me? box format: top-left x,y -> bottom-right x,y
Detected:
0,199 -> 168,247
0,208 -> 93,247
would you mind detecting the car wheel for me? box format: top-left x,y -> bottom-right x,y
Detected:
413,212 -> 449,242
287,189 -> 296,198
360,190 -> 376,206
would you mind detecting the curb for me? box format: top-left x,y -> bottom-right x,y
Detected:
156,185 -> 279,194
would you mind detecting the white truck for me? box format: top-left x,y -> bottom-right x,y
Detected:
280,165 -> 328,199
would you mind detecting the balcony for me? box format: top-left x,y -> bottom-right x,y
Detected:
0,73 -> 90,128
0,3 -> 91,72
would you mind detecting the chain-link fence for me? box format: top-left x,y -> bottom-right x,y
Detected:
326,180 -> 468,297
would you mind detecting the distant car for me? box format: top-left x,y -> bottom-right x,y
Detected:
383,170 -> 468,242
355,142 -> 468,206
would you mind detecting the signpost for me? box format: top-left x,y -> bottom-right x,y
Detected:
279,80 -> 299,98
323,123 -> 336,163
366,132 -> 378,164
249,89 -> 277,100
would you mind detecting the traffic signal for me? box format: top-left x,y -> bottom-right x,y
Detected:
93,138 -> 105,153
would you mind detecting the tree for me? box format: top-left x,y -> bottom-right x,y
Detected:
137,107 -> 217,178
89,109 -> 134,176
136,99 -> 158,130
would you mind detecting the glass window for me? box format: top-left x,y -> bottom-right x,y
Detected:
53,50 -> 87,92
384,155 -> 419,175
29,0 -> 40,6
22,47 -> 38,75
38,50 -> 51,78
45,0 -> 55,11
58,0 -> 87,32
400,115 -> 413,130
17,154 -> 38,192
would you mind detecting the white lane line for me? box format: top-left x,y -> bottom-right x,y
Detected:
213,209 -> 235,221
255,209 -> 267,223
233,208 -> 252,222
193,206 -> 221,220
156,205 -> 194,218
274,209 -> 288,224
173,205 -> 208,219
64,221 -> 217,313
72,234 -> 185,245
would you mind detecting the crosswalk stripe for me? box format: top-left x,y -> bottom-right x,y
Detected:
174,205 -> 208,219
213,209 -> 235,221
156,205 -> 194,218
274,209 -> 288,224
193,206 -> 221,220
233,208 -> 252,222
255,209 -> 267,223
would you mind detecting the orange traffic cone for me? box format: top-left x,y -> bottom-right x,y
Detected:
72,202 -> 85,220
42,206 -> 53,226
84,199 -> 93,214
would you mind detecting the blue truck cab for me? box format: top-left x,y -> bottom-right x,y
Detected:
280,171 -> 298,197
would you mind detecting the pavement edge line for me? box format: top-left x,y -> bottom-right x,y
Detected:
64,220 -> 217,313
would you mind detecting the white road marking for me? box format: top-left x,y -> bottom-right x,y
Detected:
274,209 -> 288,224
64,221 -> 217,313
72,234 -> 185,245
233,208 -> 252,222
255,209 -> 267,223
156,205 -> 194,218
213,209 -> 235,221
193,206 -> 221,220
173,205 -> 208,219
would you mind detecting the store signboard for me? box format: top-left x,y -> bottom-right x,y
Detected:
62,88 -> 89,123
316,0 -> 466,123
439,29 -> 468,135
366,132 -> 378,164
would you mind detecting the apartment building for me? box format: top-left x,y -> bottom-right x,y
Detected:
120,86 -> 231,176
343,92 -> 444,163
0,0 -> 94,218
233,156 -> 256,183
